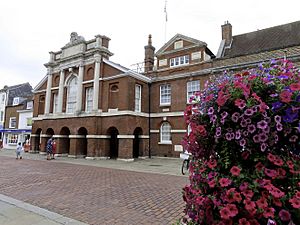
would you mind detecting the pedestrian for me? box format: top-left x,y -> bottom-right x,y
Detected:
46,137 -> 53,160
16,142 -> 23,159
51,138 -> 56,159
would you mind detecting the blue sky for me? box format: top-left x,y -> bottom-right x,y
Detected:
1,0 -> 300,88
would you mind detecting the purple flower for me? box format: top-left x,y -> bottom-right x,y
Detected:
231,112 -> 240,123
240,120 -> 248,127
274,115 -> 281,123
276,123 -> 283,131
263,126 -> 270,133
296,94 -> 300,102
272,102 -> 283,111
245,118 -> 251,124
221,111 -> 228,119
257,120 -> 268,129
283,107 -> 298,123
215,127 -> 222,137
265,117 -> 271,123
239,139 -> 246,146
253,135 -> 260,143
225,132 -> 232,140
243,131 -> 249,136
274,134 -> 279,142
208,107 -> 214,115
235,130 -> 241,140
220,118 -> 225,124
252,106 -> 258,113
289,135 -> 298,142
247,124 -> 256,133
244,108 -> 254,116
259,133 -> 268,142
210,115 -> 217,123
261,143 -> 267,152
230,132 -> 235,140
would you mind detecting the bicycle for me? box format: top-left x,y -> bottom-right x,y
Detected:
180,151 -> 191,175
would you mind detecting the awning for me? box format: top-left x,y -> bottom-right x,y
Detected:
0,129 -> 32,133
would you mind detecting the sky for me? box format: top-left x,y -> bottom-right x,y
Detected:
1,0 -> 300,89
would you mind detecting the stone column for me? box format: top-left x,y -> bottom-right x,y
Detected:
57,69 -> 65,113
76,62 -> 84,113
93,54 -> 101,111
44,68 -> 53,114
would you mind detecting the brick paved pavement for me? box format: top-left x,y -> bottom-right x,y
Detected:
0,155 -> 188,225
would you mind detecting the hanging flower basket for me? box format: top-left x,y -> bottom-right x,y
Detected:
181,60 -> 300,225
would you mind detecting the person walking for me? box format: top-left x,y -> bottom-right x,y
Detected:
46,137 -> 53,160
16,142 -> 23,159
51,138 -> 56,159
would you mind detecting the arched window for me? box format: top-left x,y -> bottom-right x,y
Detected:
160,122 -> 171,143
109,84 -> 119,109
66,76 -> 78,113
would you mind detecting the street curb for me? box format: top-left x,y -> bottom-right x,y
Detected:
0,194 -> 88,225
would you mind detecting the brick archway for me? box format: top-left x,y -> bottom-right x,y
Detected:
107,127 -> 119,159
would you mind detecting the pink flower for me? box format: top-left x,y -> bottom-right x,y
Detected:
263,207 -> 275,218
216,91 -> 230,106
273,156 -> 283,166
280,90 -> 292,103
279,209 -> 291,222
238,218 -> 250,225
286,160 -> 294,169
264,168 -> 277,178
242,189 -> 254,199
256,197 -> 268,209
230,166 -> 241,176
270,187 -> 285,198
255,162 -> 264,171
219,207 -> 231,220
195,125 -> 207,136
290,82 -> 300,91
219,178 -> 232,187
208,179 -> 216,188
241,151 -> 249,160
234,99 -> 246,109
273,198 -> 282,207
289,196 -> 300,208
239,182 -> 248,192
207,159 -> 217,169
227,204 -> 238,217
243,199 -> 256,214
267,153 -> 276,162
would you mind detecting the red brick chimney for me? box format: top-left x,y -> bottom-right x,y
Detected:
221,21 -> 232,46
144,34 -> 155,73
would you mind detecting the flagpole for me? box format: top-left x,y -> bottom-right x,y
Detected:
164,0 -> 168,43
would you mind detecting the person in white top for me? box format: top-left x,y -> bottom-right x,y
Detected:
16,142 -> 23,159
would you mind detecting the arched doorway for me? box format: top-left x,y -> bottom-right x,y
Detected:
77,127 -> 88,156
133,127 -> 143,158
107,127 -> 119,159
34,128 -> 42,151
60,127 -> 70,154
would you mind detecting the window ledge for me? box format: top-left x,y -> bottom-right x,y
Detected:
158,141 -> 172,145
159,104 -> 171,107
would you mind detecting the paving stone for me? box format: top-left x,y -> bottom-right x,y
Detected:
0,150 -> 188,224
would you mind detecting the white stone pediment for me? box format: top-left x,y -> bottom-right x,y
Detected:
61,43 -> 86,59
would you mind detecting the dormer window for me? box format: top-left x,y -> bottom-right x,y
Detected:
26,101 -> 33,110
170,55 -> 189,67
174,40 -> 183,49
13,97 -> 20,106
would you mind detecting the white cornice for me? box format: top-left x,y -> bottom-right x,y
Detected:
32,110 -> 184,121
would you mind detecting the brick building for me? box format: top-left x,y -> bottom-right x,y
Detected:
32,21 -> 300,159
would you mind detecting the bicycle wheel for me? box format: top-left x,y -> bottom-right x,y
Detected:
181,159 -> 189,175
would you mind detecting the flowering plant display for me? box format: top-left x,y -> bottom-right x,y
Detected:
181,60 -> 300,225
